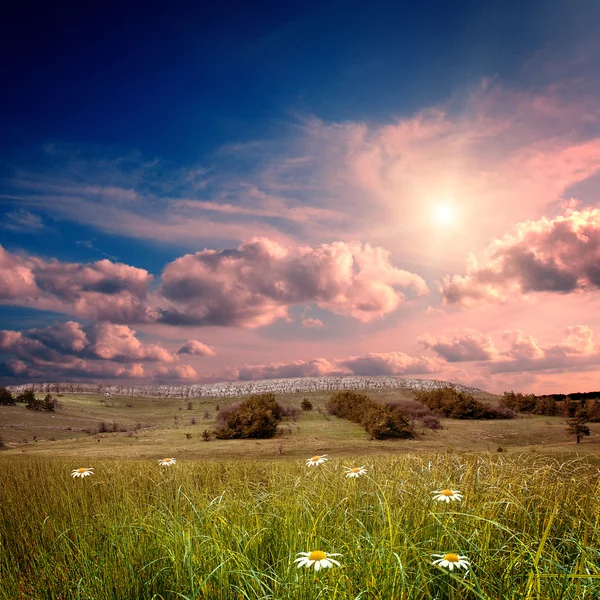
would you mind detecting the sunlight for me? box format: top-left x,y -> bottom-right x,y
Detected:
432,203 -> 457,226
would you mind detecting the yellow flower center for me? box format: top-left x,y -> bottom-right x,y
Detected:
441,489 -> 454,496
444,553 -> 460,562
311,456 -> 321,461
163,458 -> 172,462
308,551 -> 327,561
77,468 -> 87,473
351,467 -> 361,473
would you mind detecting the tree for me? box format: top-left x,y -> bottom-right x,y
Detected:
15,390 -> 36,405
0,387 -> 15,406
566,413 -> 590,444
24,393 -> 57,412
300,398 -> 313,411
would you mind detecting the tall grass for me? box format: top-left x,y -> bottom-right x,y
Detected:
1,453 -> 599,599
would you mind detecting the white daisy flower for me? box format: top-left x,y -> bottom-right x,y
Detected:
294,550 -> 342,571
306,454 -> 328,467
71,467 -> 94,478
159,458 -> 177,466
432,488 -> 463,502
344,466 -> 367,478
432,553 -> 470,572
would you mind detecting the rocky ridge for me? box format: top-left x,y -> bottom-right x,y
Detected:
6,376 -> 486,398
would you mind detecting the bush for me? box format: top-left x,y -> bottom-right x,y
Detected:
300,398 -> 313,411
0,387 -> 15,406
416,387 -> 514,420
363,405 -> 413,440
15,390 -> 36,405
25,393 -> 57,412
214,393 -> 282,439
386,400 -> 442,429
482,405 -> 516,419
326,391 -> 372,423
326,391 -> 415,440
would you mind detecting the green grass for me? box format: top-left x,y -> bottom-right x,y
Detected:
1,453 -> 599,599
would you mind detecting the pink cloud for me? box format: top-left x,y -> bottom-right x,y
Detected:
301,317 -> 324,328
419,330 -> 499,362
337,352 -> 443,376
489,325 -> 600,374
158,237 -> 427,327
441,207 -> 600,305
0,245 -> 156,323
200,350 -> 443,382
177,339 -> 216,356
0,320 -> 186,381
154,364 -> 198,381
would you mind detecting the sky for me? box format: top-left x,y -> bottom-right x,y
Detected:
2,0 -> 600,394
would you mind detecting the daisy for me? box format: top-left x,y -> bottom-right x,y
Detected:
306,454 -> 328,467
294,550 -> 342,571
71,467 -> 94,478
432,488 -> 463,503
432,553 -> 470,572
344,466 -> 367,478
159,458 -> 177,466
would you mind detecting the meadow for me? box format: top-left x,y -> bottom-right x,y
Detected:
2,391 -> 600,599
1,453 -> 599,599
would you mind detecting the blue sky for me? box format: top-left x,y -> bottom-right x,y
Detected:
2,0 -> 600,392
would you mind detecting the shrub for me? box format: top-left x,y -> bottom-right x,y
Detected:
25,393 -> 57,412
416,387 -> 514,420
280,405 -> 300,419
202,429 -> 212,441
0,387 -> 15,406
15,390 -> 36,405
327,391 -> 415,439
363,405 -> 413,440
482,405 -> 516,419
386,400 -> 442,429
214,393 -> 282,439
300,398 -> 313,411
326,391 -> 372,423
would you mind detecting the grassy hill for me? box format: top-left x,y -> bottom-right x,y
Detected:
2,388 -> 600,459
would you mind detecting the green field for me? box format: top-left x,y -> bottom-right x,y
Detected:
1,454 -> 599,599
2,391 -> 600,599
2,390 -> 600,459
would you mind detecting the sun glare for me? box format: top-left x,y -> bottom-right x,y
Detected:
433,204 -> 456,226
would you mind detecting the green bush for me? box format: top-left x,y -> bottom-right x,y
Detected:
326,391 -> 372,423
214,393 -> 282,439
0,387 -> 15,406
327,391 -> 414,439
24,393 -> 57,412
15,390 -> 36,405
363,405 -> 413,440
300,398 -> 313,411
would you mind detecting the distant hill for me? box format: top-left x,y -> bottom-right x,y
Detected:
5,376 -> 489,399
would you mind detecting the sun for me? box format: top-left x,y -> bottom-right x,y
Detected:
432,204 -> 457,226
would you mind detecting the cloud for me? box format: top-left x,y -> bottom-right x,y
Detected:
177,339 -> 216,356
301,317 -> 323,328
158,237 -> 427,327
154,364 -> 198,381
336,352 -> 443,376
200,350 -> 443,382
488,325 -> 600,374
2,208 -> 44,232
0,239 -> 426,328
0,245 -> 156,323
0,320 -> 200,382
419,330 -> 499,362
441,207 -> 600,305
